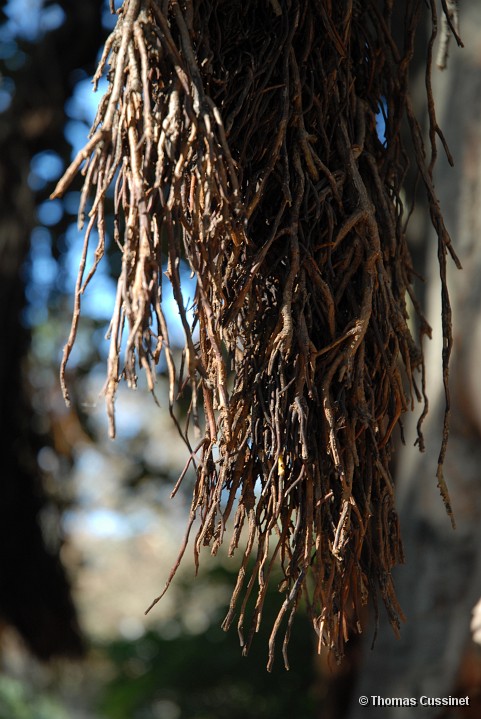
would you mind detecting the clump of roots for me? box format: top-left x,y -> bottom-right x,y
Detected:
52,0 -> 461,668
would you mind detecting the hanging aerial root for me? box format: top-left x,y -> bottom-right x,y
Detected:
52,0 -> 461,668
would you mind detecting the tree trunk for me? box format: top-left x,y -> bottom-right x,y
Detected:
0,0 -> 103,659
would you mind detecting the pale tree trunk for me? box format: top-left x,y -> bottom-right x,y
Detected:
348,2 -> 481,716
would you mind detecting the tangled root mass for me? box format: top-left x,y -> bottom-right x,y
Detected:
53,0 -> 461,668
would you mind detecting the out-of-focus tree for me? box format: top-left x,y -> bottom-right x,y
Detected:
0,0 -> 104,659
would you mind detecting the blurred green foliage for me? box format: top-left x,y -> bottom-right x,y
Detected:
98,567 -> 318,719
0,676 -> 68,719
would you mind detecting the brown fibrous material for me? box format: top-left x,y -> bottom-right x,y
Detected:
52,0 -> 461,669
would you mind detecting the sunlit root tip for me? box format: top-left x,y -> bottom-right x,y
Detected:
144,598 -> 158,616
107,405 -> 116,439
60,373 -> 71,407
60,382 -> 70,406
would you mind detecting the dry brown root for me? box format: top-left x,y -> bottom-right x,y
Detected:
52,0 -> 461,668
